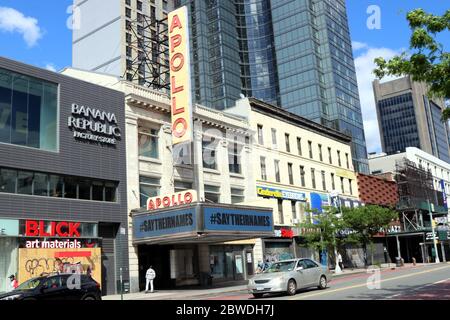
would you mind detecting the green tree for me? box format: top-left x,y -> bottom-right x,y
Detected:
373,9 -> 450,118
297,206 -> 346,267
342,205 -> 398,266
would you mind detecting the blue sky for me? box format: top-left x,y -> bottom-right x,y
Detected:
0,0 -> 448,153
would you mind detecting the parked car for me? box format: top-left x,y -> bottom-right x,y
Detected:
247,258 -> 331,298
0,274 -> 102,300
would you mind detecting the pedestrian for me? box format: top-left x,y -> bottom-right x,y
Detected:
8,275 -> 18,291
145,265 -> 156,293
263,259 -> 270,271
337,252 -> 344,270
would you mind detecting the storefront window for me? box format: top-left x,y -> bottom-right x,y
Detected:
138,127 -> 159,159
0,68 -> 58,151
139,176 -> 160,207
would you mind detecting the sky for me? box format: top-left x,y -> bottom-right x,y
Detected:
0,0 -> 448,154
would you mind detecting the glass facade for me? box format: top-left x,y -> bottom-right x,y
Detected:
174,0 -> 368,172
377,93 -> 420,155
0,68 -> 58,151
428,100 -> 450,163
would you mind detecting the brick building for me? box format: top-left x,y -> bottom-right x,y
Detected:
356,173 -> 398,207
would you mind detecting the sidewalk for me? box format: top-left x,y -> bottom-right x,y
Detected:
103,263 -> 429,300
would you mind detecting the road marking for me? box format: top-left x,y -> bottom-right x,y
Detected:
289,265 -> 450,300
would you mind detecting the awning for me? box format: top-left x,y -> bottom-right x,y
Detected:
132,202 -> 274,245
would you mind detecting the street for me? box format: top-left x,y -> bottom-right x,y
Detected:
192,263 -> 450,300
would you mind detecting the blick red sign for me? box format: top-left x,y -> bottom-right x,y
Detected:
25,220 -> 81,237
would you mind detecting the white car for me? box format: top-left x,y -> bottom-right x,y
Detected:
248,258 -> 331,298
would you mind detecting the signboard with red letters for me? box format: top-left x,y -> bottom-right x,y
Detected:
147,190 -> 198,211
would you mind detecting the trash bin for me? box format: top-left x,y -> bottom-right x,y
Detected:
199,272 -> 212,287
395,257 -> 402,267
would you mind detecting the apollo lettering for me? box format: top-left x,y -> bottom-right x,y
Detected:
148,192 -> 194,211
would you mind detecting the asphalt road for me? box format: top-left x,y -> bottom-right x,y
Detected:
199,263 -> 450,300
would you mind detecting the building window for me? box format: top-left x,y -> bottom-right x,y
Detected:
308,141 -> 313,159
337,151 -> 342,167
285,133 -> 290,153
311,168 -> 316,189
174,180 -> 192,193
231,188 -> 245,204
318,144 -> 323,162
228,137 -> 241,174
205,185 -> 220,203
349,179 -> 353,195
126,33 -> 132,44
297,137 -> 302,156
274,160 -> 281,183
138,127 -> 159,159
126,46 -> 132,57
260,157 -> 267,180
321,171 -> 326,191
202,135 -> 217,170
340,177 -> 344,194
139,176 -> 160,207
328,147 -> 332,164
345,153 -> 350,169
125,20 -> 131,31
0,167 -> 117,202
126,0 -> 131,5
0,68 -> 58,151
288,163 -> 293,185
291,201 -> 297,220
257,124 -> 263,145
300,166 -> 306,187
125,7 -> 131,18
137,0 -> 143,11
278,199 -> 284,224
271,128 -> 277,148
331,173 -> 335,190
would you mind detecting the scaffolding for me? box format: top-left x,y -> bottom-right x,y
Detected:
395,158 -> 437,232
124,14 -> 170,92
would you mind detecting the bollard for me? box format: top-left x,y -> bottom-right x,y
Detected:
412,257 -> 416,266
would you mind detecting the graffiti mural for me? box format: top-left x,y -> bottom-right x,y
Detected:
18,248 -> 101,286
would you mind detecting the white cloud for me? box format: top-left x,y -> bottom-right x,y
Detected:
353,43 -> 403,154
352,41 -> 368,51
45,63 -> 57,72
0,7 -> 42,47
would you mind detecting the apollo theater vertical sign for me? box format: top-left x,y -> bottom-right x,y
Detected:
168,6 -> 193,146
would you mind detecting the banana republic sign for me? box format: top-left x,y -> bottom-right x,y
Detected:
68,103 -> 121,145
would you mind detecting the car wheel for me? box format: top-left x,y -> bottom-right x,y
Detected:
252,293 -> 264,299
82,295 -> 97,300
318,276 -> 327,290
287,279 -> 297,296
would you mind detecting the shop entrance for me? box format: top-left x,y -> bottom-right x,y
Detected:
210,246 -> 246,282
138,244 -> 172,290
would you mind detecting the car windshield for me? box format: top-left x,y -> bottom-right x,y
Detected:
264,261 -> 296,273
15,278 -> 43,291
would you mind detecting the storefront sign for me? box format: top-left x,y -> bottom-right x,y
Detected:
426,231 -> 450,241
133,207 -> 197,240
274,228 -> 294,238
147,190 -> 197,211
0,219 -> 19,236
68,103 -> 121,145
440,180 -> 447,209
310,192 -> 330,214
25,220 -> 82,237
203,207 -> 273,232
169,6 -> 193,145
256,186 -> 306,201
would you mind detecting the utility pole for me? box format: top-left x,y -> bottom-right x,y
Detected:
427,199 -> 440,263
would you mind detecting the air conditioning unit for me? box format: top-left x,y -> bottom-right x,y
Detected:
292,218 -> 300,224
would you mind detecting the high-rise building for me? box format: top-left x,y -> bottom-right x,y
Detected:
373,76 -> 450,163
173,0 -> 368,173
72,0 -> 369,173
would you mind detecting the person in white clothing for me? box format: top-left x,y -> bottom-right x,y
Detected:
145,266 -> 156,293
337,253 -> 344,270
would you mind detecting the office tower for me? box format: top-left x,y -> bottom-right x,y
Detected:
373,76 -> 450,163
173,0 -> 368,173
72,0 -> 173,89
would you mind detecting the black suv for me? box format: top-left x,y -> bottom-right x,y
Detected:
0,274 -> 102,300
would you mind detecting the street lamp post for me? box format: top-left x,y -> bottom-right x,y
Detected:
427,199 -> 440,263
330,191 -> 342,274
